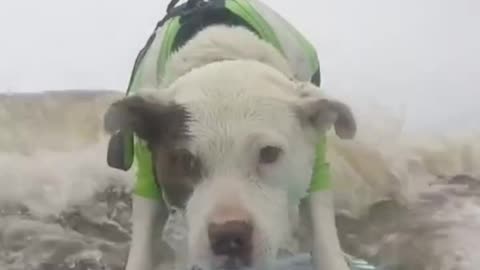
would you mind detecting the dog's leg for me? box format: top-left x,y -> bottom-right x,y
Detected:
125,195 -> 169,270
307,190 -> 350,270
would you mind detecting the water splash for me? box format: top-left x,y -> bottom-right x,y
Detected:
0,90 -> 479,270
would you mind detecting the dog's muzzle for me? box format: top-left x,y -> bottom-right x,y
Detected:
208,220 -> 253,268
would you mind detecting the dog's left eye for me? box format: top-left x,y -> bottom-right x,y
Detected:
174,149 -> 202,178
259,146 -> 282,164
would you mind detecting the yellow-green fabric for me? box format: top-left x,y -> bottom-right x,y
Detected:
157,17 -> 181,81
226,0 -> 282,53
133,140 -> 162,199
309,136 -> 332,192
130,18 -> 182,200
130,0 -> 330,200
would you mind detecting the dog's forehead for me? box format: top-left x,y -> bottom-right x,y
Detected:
168,60 -> 299,104
167,60 -> 302,154
184,93 -> 299,156
192,95 -> 295,131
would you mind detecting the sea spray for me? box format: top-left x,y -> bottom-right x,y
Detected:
0,90 -> 479,270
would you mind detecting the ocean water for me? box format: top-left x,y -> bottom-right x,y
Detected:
0,90 -> 479,270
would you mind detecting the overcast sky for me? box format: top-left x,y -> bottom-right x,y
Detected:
0,0 -> 479,133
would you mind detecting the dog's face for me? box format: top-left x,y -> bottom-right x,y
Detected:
105,60 -> 355,270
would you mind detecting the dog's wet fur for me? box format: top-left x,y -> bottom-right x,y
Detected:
105,25 -> 356,270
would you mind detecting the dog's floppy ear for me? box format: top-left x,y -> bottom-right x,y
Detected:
104,95 -> 189,143
295,84 -> 356,139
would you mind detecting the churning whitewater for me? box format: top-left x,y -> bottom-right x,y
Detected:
0,90 -> 479,270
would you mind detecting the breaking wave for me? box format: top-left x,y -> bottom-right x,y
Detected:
0,90 -> 479,270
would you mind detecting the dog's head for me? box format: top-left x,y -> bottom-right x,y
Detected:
105,60 -> 355,269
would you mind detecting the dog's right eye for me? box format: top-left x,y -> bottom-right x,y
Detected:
259,146 -> 282,164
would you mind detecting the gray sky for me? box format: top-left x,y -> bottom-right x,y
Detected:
0,0 -> 479,133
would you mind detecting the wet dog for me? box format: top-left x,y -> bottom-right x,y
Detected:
105,26 -> 355,270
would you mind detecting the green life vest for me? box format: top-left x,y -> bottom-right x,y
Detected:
106,0 -> 330,200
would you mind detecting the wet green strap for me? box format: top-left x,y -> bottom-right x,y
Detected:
129,18 -> 182,200
226,0 -> 282,53
157,17 -> 181,82
309,136 -> 331,192
133,138 -> 163,199
289,22 -> 319,74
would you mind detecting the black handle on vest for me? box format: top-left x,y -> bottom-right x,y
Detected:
167,0 -> 181,13
167,0 -> 207,13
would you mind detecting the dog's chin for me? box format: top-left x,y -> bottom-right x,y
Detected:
190,256 -> 269,270
213,257 -> 251,270
189,259 -> 249,270
189,264 -> 257,270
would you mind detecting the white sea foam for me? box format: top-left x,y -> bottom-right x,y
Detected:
0,90 -> 478,269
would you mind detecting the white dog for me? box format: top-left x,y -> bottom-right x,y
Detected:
105,26 -> 356,270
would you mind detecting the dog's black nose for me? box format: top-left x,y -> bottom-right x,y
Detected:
208,220 -> 253,262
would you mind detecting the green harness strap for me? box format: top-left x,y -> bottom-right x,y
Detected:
310,136 -> 331,192
226,0 -> 282,53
